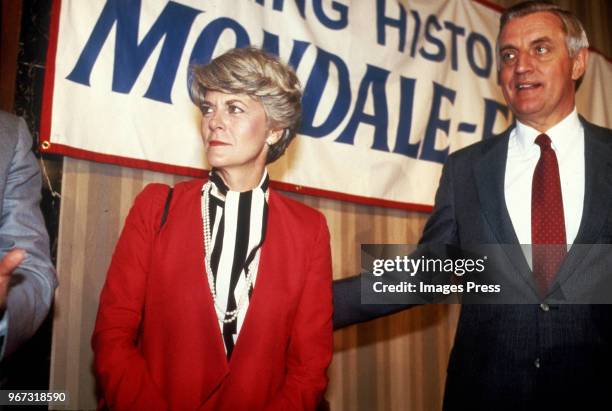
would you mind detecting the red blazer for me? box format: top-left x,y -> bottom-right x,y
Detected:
92,179 -> 333,411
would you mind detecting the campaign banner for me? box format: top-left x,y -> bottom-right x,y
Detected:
40,0 -> 612,210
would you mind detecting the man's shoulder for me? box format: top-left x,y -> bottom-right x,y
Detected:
0,111 -> 19,125
582,118 -> 612,142
0,111 -> 21,145
447,127 -> 512,164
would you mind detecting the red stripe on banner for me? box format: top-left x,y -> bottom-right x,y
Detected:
44,143 -> 208,178
43,143 -> 434,213
471,0 -> 505,13
40,0 -> 61,147
269,181 -> 434,213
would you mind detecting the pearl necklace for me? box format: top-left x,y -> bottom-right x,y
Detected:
201,181 -> 266,324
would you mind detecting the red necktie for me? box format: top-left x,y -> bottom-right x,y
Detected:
531,133 -> 567,295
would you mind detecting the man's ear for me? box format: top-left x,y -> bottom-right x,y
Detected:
571,47 -> 588,81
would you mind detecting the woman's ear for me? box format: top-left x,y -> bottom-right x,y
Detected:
266,128 -> 284,145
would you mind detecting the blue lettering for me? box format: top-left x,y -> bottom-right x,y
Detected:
392,76 -> 418,158
300,48 -> 351,138
189,18 -> 250,65
443,21 -> 465,71
482,98 -> 511,140
313,0 -> 348,30
420,82 -> 456,164
419,15 -> 445,62
467,32 -> 493,78
286,39 -> 310,71
409,10 -> 421,58
66,0 -> 200,104
262,30 -> 281,55
261,31 -> 310,70
336,64 -> 390,152
376,0 -> 407,52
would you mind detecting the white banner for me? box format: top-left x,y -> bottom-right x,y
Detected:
41,0 -> 612,209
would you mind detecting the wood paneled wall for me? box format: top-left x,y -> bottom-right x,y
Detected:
48,1 -> 610,410
50,160 -> 457,410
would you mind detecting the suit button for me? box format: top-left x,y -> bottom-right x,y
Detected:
534,358 -> 541,368
540,303 -> 550,312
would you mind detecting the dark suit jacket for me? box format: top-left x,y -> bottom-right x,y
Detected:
334,118 -> 612,410
93,180 -> 333,411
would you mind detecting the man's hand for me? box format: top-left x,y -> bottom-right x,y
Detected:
0,249 -> 26,310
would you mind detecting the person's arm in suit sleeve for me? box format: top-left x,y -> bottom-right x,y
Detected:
333,157 -> 458,329
265,213 -> 333,411
92,184 -> 169,411
0,117 -> 56,359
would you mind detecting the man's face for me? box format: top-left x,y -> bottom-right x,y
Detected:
498,12 -> 587,131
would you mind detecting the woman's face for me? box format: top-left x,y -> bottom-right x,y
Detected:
201,90 -> 279,175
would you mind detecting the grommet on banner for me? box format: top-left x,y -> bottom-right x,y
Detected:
41,141 -> 51,150
295,185 -> 302,191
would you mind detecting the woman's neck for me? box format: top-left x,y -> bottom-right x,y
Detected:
215,167 -> 266,192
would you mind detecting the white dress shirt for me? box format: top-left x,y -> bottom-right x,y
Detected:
504,108 -> 585,254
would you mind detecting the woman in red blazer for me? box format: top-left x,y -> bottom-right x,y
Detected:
92,47 -> 333,411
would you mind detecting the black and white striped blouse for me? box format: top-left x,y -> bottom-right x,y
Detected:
205,170 -> 269,358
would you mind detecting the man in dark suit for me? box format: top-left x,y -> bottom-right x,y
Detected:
333,2 -> 612,409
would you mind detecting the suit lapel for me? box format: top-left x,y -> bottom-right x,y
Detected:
473,129 -> 538,293
551,120 -> 612,292
473,131 -> 518,245
572,120 -> 612,244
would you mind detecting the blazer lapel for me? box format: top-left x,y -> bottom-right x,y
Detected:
550,120 -> 612,292
181,183 -> 229,402
227,190 -> 284,367
473,129 -> 538,294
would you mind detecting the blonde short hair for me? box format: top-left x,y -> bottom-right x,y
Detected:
190,47 -> 302,164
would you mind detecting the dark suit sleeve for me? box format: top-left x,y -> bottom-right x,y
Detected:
419,156 -> 458,245
92,184 -> 170,411
333,158 -> 459,329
